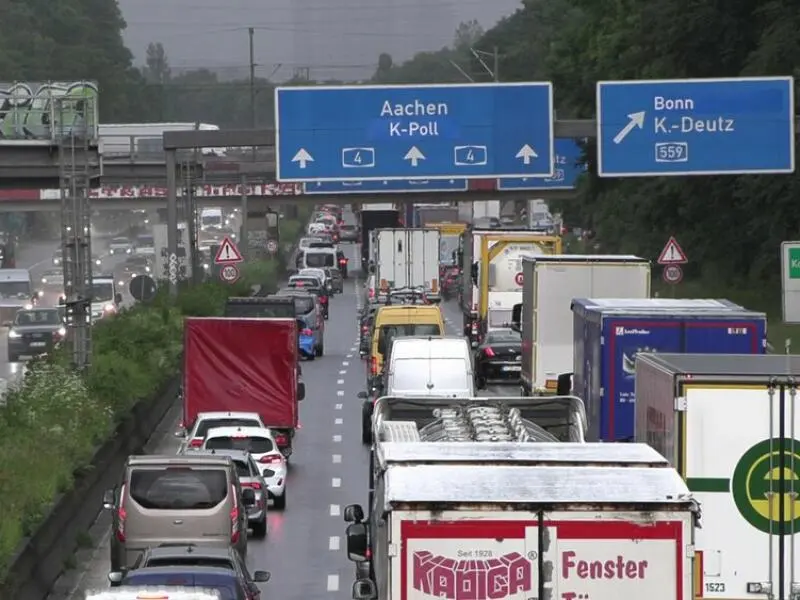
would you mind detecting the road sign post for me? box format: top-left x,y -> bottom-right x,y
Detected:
303,179 -> 468,194
781,241 -> 800,323
275,83 -> 554,181
498,138 -> 586,190
597,77 -> 795,177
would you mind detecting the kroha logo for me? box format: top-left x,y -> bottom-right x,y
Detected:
731,438 -> 800,535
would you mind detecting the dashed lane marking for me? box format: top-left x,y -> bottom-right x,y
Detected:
329,536 -> 340,551
335,403 -> 343,410
333,434 -> 342,442
337,390 -> 344,396
346,354 -> 353,358
327,575 -> 340,592
337,379 -> 344,384
339,370 -> 347,375
330,504 -> 340,516
342,361 -> 350,366
335,418 -> 343,425
332,477 -> 341,488
332,454 -> 342,463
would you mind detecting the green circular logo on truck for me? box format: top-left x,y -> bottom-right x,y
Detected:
731,438 -> 800,534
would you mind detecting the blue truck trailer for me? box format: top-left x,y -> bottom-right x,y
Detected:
571,298 -> 767,442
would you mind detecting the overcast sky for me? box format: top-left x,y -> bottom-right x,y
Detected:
118,0 -> 521,82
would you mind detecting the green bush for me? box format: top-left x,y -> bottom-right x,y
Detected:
0,216 -> 308,581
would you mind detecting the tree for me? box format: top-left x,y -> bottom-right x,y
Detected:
143,42 -> 171,84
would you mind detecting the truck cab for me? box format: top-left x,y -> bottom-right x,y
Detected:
91,275 -> 123,321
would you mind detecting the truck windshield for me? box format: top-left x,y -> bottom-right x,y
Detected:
439,236 -> 459,264
0,280 -> 30,297
304,251 -> 334,268
379,324 -> 441,354
391,359 -> 470,391
92,282 -> 114,302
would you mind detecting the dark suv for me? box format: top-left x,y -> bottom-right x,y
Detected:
274,289 -> 325,357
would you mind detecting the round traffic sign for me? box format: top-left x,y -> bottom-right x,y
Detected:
514,272 -> 524,286
266,239 -> 278,254
129,275 -> 157,302
662,265 -> 683,284
220,264 -> 240,283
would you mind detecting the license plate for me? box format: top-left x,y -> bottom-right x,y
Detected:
502,365 -> 521,372
30,342 -> 46,347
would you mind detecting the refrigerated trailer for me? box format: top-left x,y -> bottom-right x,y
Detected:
635,353 -> 800,600
519,255 -> 650,395
373,228 -> 440,300
342,397 -> 697,600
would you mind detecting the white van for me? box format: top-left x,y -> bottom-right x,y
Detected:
299,247 -> 336,270
0,268 -> 33,325
91,275 -> 122,321
384,336 -> 474,398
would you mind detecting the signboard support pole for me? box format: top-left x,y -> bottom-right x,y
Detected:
166,149 -> 178,297
240,173 -> 249,261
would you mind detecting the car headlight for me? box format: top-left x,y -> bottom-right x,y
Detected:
41,278 -> 47,284
126,248 -> 131,253
24,303 -> 32,310
95,259 -> 101,265
57,327 -> 66,337
203,263 -> 209,270
36,290 -> 44,297
8,329 -> 20,338
103,303 -> 115,312
145,266 -> 150,272
118,280 -> 125,286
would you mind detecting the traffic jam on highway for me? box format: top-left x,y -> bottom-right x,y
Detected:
11,193 -> 778,600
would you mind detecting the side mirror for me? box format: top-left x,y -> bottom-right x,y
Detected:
108,571 -> 124,586
556,372 -> 573,396
352,579 -> 377,600
102,488 -> 115,509
357,391 -> 368,399
252,570 -> 271,582
173,428 -> 186,438
297,382 -> 306,401
114,293 -> 123,304
343,503 -> 364,523
346,522 -> 369,561
242,487 -> 256,506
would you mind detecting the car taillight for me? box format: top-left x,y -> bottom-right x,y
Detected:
189,438 -> 203,448
361,325 -> 368,333
259,454 -> 283,464
274,434 -> 288,446
371,356 -> 378,375
230,484 -> 240,544
368,289 -> 375,298
339,258 -> 347,265
242,481 -> 262,489
319,296 -> 327,304
301,328 -> 313,336
484,347 -> 495,357
115,484 -> 127,542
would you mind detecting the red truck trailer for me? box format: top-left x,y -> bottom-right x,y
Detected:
183,317 -> 303,457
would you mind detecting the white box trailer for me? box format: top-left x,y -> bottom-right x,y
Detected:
344,398 -> 697,600
374,228 -> 440,300
635,353 -> 800,600
519,254 -> 650,394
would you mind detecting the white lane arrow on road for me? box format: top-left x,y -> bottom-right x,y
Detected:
613,111 -> 645,144
292,148 -> 314,168
404,146 -> 425,167
515,144 -> 537,164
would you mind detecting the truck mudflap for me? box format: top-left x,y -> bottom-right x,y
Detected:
400,516 -> 688,600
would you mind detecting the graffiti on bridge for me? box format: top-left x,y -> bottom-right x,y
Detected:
0,81 -> 99,141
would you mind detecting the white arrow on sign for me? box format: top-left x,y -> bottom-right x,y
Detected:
515,144 -> 537,164
613,111 -> 646,144
292,148 -> 314,168
404,146 -> 425,167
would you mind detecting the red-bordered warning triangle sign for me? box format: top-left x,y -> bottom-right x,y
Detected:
657,236 -> 688,265
214,236 -> 243,264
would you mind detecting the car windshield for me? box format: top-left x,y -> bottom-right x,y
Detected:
299,238 -> 323,248
379,324 -> 442,354
112,238 -> 130,245
127,256 -> 149,266
136,235 -> 154,247
42,270 -> 61,280
392,358 -> 470,391
486,330 -> 521,343
15,310 -> 60,325
0,280 -> 30,297
304,252 -> 334,268
123,571 -> 242,600
205,435 -> 275,454
129,468 -> 229,509
289,277 -> 320,288
92,282 -> 114,302
145,557 -> 236,569
277,294 -> 314,316
195,418 -> 261,438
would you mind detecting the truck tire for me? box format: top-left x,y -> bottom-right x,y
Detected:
361,401 -> 372,445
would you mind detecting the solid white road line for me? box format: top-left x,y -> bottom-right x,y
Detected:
327,575 -> 340,591
332,477 -> 341,488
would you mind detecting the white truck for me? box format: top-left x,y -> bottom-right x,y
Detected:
374,228 -> 440,301
635,353 -> 800,600
459,229 -> 561,343
519,255 -> 650,395
99,122 -> 225,157
343,396 -> 696,600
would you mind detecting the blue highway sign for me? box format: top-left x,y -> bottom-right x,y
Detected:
303,178 -> 468,195
498,138 -> 585,190
275,83 -> 554,182
597,77 -> 795,177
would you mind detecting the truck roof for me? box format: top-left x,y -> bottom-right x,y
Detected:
373,396 -> 587,443
381,463 -> 694,508
376,441 -> 670,468
572,297 -> 744,311
524,254 -> 647,263
637,352 -> 800,381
